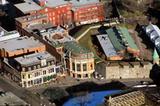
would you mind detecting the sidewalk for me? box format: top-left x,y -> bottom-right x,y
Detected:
0,76 -> 55,106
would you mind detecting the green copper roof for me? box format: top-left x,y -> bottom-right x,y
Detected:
64,41 -> 90,54
117,27 -> 139,50
106,28 -> 125,51
153,48 -> 159,60
106,26 -> 139,52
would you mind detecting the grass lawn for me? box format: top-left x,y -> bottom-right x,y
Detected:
78,28 -> 103,63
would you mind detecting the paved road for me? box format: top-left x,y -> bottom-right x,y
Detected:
0,76 -> 55,106
28,76 -> 152,93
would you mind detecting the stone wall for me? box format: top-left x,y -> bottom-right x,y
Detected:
96,61 -> 152,80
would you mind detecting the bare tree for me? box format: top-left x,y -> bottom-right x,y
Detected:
74,91 -> 91,106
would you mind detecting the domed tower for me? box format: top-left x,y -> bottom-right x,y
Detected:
153,48 -> 159,65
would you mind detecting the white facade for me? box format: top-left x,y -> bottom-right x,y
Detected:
0,31 -> 20,42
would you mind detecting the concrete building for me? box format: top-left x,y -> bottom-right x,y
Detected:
96,34 -> 123,60
14,0 -> 105,27
4,51 -> 61,88
145,24 -> 160,53
64,41 -> 95,79
96,61 -> 152,79
0,36 -> 46,58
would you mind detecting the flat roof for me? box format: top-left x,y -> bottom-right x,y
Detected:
97,34 -> 117,57
26,23 -> 53,32
0,91 -> 28,105
45,0 -> 69,7
41,26 -> 75,46
70,0 -> 99,7
0,36 -> 44,52
16,14 -> 47,23
15,0 -> 41,14
14,51 -> 55,66
29,24 -> 75,47
15,0 -> 101,13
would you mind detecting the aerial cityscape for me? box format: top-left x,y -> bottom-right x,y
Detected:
0,0 -> 160,106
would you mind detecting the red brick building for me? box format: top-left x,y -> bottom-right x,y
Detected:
15,0 -> 105,27
72,3 -> 105,25
37,5 -> 72,27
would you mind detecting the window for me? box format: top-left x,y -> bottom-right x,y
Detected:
22,67 -> 25,71
90,64 -> 93,70
83,74 -> 88,78
23,81 -> 26,87
38,65 -> 40,68
41,59 -> 47,66
77,74 -> 81,78
28,67 -> 31,71
83,64 -> 87,71
22,75 -> 25,79
28,74 -> 30,79
35,72 -> 40,77
28,81 -> 30,86
72,62 -> 75,71
48,62 -> 51,66
51,61 -> 54,65
43,71 -> 46,75
33,66 -> 37,70
77,64 -> 81,71
56,67 -> 60,73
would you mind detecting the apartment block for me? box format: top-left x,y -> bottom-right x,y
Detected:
6,51 -> 61,88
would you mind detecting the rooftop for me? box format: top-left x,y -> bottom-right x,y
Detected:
0,31 -> 20,42
15,0 -> 101,14
15,0 -> 41,14
116,27 -> 139,50
29,24 -> 75,47
0,91 -> 28,106
16,13 -> 47,23
26,23 -> 53,32
64,41 -> 90,54
0,36 -> 44,52
106,28 -> 125,51
96,34 -> 118,57
70,0 -> 99,7
44,0 -> 69,7
14,51 -> 55,66
146,24 -> 160,52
